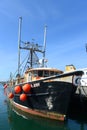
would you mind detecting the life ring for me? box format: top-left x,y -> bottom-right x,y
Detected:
4,84 -> 7,89
72,75 -> 81,86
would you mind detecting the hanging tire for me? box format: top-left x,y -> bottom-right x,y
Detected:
72,75 -> 81,86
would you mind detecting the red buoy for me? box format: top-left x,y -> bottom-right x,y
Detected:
22,84 -> 31,93
20,94 -> 27,101
8,92 -> 14,99
14,86 -> 21,94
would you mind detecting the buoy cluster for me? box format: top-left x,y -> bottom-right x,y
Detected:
8,83 -> 31,102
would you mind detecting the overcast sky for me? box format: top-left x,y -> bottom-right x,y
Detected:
0,0 -> 87,81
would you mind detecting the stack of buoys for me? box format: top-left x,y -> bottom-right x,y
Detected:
8,84 -> 31,102
8,85 -> 21,99
19,83 -> 31,101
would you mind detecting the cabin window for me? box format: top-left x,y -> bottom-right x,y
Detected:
29,72 -> 31,76
28,72 -> 32,81
44,70 -> 49,77
55,72 -> 60,75
33,70 -> 38,77
38,70 -> 43,77
50,71 -> 54,76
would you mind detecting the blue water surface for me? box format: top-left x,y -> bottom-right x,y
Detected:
0,84 -> 87,130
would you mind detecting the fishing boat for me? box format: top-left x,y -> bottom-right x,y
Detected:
5,17 -> 83,121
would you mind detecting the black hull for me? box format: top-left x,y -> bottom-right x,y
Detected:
68,93 -> 87,121
7,81 -> 76,121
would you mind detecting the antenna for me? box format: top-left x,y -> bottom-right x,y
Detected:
18,17 -> 22,74
43,25 -> 47,67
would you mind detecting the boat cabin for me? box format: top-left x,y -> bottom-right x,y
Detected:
24,68 -> 63,82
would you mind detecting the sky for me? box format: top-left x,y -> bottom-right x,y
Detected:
0,0 -> 87,81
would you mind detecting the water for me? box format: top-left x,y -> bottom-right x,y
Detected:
0,85 -> 10,130
0,84 -> 87,130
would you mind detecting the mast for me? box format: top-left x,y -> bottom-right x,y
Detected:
17,18 -> 47,70
43,25 -> 47,67
18,17 -> 22,74
30,49 -> 33,68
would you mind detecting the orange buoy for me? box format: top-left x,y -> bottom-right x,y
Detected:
22,84 -> 31,93
8,92 -> 14,99
14,86 -> 21,94
20,94 -> 27,101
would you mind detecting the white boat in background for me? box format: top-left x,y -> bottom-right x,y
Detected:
63,65 -> 87,97
75,68 -> 87,97
80,68 -> 87,86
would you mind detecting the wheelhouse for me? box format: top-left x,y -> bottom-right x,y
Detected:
24,68 -> 63,81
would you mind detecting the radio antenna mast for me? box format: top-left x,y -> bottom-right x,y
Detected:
43,25 -> 47,67
18,17 -> 22,74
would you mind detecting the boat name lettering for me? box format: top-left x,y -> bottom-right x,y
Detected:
32,83 -> 40,88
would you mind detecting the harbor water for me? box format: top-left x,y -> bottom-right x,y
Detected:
0,84 -> 87,130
